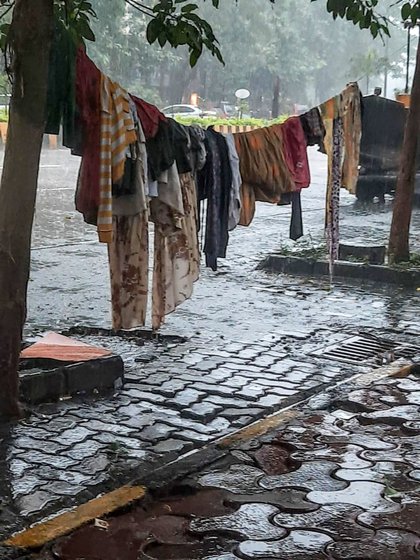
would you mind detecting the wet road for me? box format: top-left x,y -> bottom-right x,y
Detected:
25,147 -> 420,340
0,146 -> 419,544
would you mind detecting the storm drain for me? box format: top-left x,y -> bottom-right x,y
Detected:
311,335 -> 420,366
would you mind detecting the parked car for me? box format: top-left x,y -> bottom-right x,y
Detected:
162,104 -> 203,118
356,94 -> 420,204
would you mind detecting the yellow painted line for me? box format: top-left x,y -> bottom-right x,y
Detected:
4,485 -> 146,550
218,410 -> 298,448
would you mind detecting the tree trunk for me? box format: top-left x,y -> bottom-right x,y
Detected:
388,34 -> 420,264
0,0 -> 53,419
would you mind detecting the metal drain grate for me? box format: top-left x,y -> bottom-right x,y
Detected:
311,335 -> 420,366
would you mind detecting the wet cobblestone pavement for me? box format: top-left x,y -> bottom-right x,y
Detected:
29,366 -> 420,560
0,148 -> 419,543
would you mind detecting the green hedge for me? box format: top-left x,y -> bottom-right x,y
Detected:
174,115 -> 289,127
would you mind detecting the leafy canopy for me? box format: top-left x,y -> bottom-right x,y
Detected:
0,0 -> 419,65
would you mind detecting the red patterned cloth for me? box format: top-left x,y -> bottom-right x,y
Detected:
281,116 -> 311,190
130,95 -> 167,139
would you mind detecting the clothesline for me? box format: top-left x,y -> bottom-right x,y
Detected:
45,34 -> 362,331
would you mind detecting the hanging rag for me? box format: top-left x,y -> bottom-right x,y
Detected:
130,95 -> 167,139
151,172 -> 200,330
198,128 -> 231,271
98,76 -> 137,243
74,48 -> 102,225
224,133 -> 242,231
299,107 -> 326,151
341,83 -> 363,194
234,125 -> 295,226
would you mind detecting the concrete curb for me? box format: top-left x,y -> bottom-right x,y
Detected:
259,255 -> 420,287
3,359 -> 413,554
19,355 -> 124,404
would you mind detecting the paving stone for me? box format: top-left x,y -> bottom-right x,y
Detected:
236,384 -> 267,401
291,444 -> 374,470
360,405 -> 420,426
148,488 -> 236,518
328,529 -> 420,560
155,380 -> 189,397
44,481 -> 85,497
124,389 -> 166,404
51,426 -> 94,446
408,469 -> 420,481
254,444 -> 296,476
308,481 -> 402,513
357,503 -> 420,535
83,419 -> 135,436
116,403 -> 153,418
335,461 -> 419,492
219,376 -> 250,389
78,453 -> 109,475
317,433 -> 396,451
12,436 -> 67,455
273,504 -> 373,539
269,387 -> 299,397
190,503 -> 286,540
338,389 -> 389,413
224,489 -> 319,513
232,415 -> 259,427
238,348 -> 263,360
139,423 -> 177,442
169,388 -> 206,407
183,402 -> 224,422
256,394 -> 286,409
16,490 -> 58,517
38,417 -> 77,432
152,439 -> 193,454
63,439 -> 107,461
22,451 -> 77,470
259,461 -> 348,493
193,382 -> 237,397
238,530 -> 333,559
198,465 -> 265,494
224,364 -> 265,374
172,429 -> 213,443
402,420 -> 420,435
252,355 -> 277,368
190,359 -> 224,372
12,475 -> 45,499
205,395 -> 256,409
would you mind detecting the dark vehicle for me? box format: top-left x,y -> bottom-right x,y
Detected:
356,94 -> 420,203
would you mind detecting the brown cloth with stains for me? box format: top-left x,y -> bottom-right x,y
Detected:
341,83 -> 362,194
234,125 -> 295,226
108,212 -> 149,330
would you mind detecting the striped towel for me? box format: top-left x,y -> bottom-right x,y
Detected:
98,75 -> 137,243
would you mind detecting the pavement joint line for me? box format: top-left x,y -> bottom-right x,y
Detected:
2,359 -> 412,552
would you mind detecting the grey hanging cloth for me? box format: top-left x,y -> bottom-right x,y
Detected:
290,191 -> 303,241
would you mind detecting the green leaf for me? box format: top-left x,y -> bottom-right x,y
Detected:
401,2 -> 412,22
146,17 -> 162,44
77,18 -> 95,41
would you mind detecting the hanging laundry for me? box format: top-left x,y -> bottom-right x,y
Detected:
320,83 -> 362,272
151,171 -> 200,330
234,125 -> 295,226
130,95 -> 167,140
281,117 -> 311,190
98,76 -> 137,243
45,21 -> 77,149
224,133 -> 242,231
74,48 -> 102,225
341,83 -> 363,194
198,128 -> 231,271
146,120 -> 176,181
108,213 -> 149,330
299,107 -> 326,151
